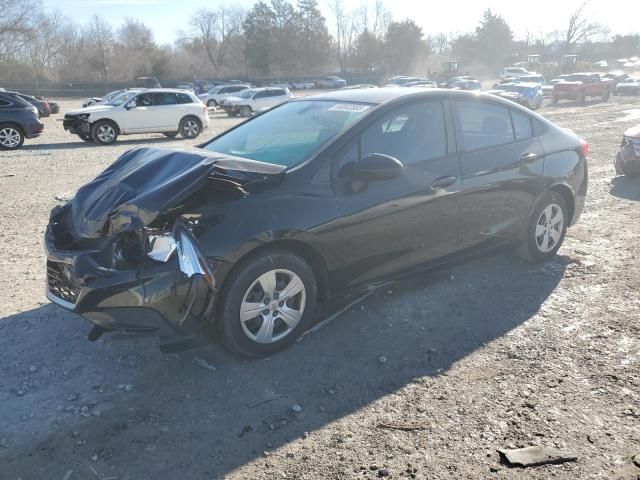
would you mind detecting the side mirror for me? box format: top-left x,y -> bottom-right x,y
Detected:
357,153 -> 404,181
125,101 -> 136,110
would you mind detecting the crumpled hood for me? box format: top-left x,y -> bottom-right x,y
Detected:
69,147 -> 286,239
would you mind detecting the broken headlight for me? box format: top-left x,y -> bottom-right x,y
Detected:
147,232 -> 177,262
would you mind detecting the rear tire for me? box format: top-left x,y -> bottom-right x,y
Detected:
91,120 -> 118,145
179,116 -> 201,139
516,192 -> 568,262
217,250 -> 317,357
239,105 -> 252,118
0,124 -> 24,150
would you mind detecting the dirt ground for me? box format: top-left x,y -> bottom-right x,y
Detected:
1,95 -> 639,480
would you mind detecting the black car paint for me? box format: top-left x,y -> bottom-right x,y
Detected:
0,92 -> 45,139
45,89 -> 587,343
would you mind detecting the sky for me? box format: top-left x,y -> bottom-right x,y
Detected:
43,0 -> 636,45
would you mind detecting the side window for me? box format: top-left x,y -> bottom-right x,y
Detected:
273,89 -> 285,97
135,93 -> 154,107
230,86 -> 245,93
177,93 -> 193,104
511,110 -> 533,140
334,101 -> 447,179
455,100 -> 514,151
255,91 -> 267,99
532,118 -> 546,136
0,98 -> 10,107
361,101 -> 446,165
153,93 -> 178,105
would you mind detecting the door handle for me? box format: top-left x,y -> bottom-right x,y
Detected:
520,153 -> 539,163
431,176 -> 457,189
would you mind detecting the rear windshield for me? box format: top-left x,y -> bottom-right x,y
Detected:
203,100 -> 372,168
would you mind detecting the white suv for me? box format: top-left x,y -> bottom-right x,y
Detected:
198,84 -> 251,107
63,89 -> 209,144
221,88 -> 292,117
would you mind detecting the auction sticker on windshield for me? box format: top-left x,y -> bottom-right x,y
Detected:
329,104 -> 371,113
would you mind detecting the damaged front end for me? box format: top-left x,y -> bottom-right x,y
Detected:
615,125 -> 640,176
44,146 -> 285,344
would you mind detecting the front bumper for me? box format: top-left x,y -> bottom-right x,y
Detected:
44,219 -> 217,338
615,138 -> 640,175
63,115 -> 90,135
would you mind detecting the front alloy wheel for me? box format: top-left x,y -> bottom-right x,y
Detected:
0,126 -> 24,150
218,251 -> 317,357
240,269 -> 306,344
91,121 -> 118,144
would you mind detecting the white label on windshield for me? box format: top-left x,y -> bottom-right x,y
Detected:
329,104 -> 371,113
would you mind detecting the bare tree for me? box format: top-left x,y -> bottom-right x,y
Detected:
26,12 -> 65,79
188,6 -> 245,73
563,1 -> 607,52
0,0 -> 38,59
86,15 -> 114,82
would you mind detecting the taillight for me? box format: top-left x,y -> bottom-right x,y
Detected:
580,139 -> 589,158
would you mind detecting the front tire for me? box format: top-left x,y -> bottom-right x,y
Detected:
239,105 -> 252,118
516,192 -> 568,262
91,120 -> 118,145
218,251 -> 317,357
179,116 -> 201,139
0,124 -> 24,150
77,133 -> 93,142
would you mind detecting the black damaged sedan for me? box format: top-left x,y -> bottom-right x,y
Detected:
45,89 -> 588,356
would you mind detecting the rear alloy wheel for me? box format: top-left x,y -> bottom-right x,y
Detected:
516,192 -> 568,262
91,120 -> 118,145
218,251 -> 317,357
0,125 -> 24,150
179,117 -> 201,139
239,105 -> 252,118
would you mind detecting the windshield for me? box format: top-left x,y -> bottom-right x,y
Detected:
203,100 -> 373,168
106,91 -> 138,106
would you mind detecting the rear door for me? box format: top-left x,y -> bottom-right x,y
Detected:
452,99 -> 545,250
330,100 -> 463,288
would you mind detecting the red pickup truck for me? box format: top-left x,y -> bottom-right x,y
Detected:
552,73 -> 614,104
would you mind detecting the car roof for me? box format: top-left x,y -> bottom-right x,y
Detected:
296,87 -> 524,106
137,88 -> 196,94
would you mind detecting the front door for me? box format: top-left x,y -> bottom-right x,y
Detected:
330,100 -> 463,289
